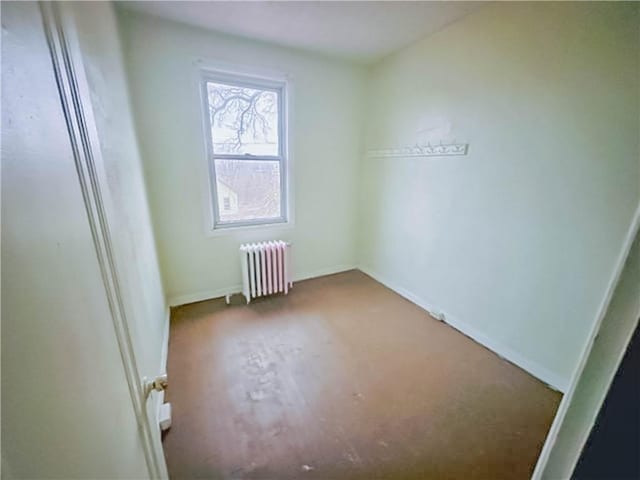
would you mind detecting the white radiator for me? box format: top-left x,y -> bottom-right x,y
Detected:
239,241 -> 292,304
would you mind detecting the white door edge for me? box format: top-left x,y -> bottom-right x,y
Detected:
38,2 -> 168,478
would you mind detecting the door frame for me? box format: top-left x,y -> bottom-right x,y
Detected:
531,201 -> 640,479
38,2 -> 168,477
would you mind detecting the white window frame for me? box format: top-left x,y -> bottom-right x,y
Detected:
200,70 -> 289,231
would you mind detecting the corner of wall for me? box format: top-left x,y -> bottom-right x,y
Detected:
358,264 -> 569,392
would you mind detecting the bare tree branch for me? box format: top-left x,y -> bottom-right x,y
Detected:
208,84 -> 275,152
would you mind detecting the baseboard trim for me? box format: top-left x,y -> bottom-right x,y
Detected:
294,263 -> 356,282
167,264 -> 356,307
166,262 -> 567,390
168,286 -> 242,308
358,265 -> 568,392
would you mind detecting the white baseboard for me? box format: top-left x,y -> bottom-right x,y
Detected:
295,263 -> 356,282
166,261 -> 567,390
168,285 -> 242,307
167,264 -> 356,307
358,265 -> 568,392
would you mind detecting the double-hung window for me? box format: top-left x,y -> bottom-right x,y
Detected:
202,71 -> 288,230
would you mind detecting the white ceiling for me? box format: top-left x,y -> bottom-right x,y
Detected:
118,1 -> 486,64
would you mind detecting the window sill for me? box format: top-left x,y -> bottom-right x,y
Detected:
204,220 -> 294,238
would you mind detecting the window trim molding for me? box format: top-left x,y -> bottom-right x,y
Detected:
199,68 -> 291,233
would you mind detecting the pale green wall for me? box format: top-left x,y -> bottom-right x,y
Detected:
117,10 -> 366,304
358,1 -> 640,389
69,5 -> 169,472
116,2 -> 639,390
1,2 -> 152,477
70,0 -> 167,392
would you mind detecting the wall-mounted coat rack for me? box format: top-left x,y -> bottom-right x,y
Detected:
367,142 -> 469,158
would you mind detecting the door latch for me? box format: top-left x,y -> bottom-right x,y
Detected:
143,374 -> 168,398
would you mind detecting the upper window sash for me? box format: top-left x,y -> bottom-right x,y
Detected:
202,74 -> 286,159
202,71 -> 284,92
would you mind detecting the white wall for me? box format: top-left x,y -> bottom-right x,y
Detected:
116,2 -> 639,391
1,2 -> 151,477
117,9 -> 366,305
69,0 -> 167,396
67,3 -> 169,474
358,1 -> 640,390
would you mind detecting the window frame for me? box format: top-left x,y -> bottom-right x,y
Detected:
200,70 -> 289,231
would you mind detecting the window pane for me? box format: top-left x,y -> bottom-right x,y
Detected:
214,159 -> 282,223
207,81 -> 279,156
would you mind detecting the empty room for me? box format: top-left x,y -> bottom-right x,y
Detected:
2,1 -> 639,479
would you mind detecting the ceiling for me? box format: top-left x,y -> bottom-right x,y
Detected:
118,1 -> 486,64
